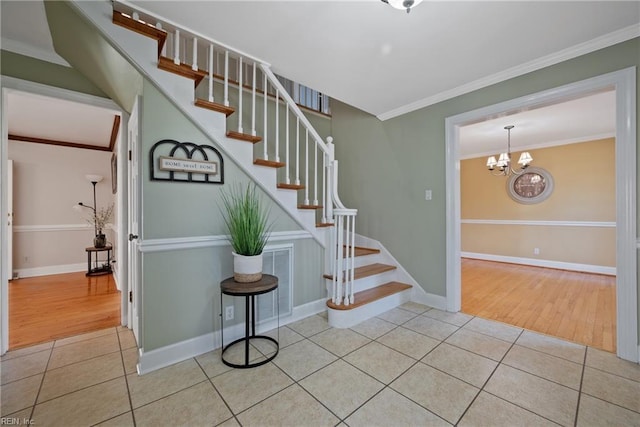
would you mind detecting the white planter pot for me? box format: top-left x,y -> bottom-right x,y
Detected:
233,252 -> 263,283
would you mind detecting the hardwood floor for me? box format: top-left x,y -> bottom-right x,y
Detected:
9,272 -> 121,350
462,258 -> 616,352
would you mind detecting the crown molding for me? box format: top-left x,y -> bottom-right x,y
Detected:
1,38 -> 70,67
377,24 -> 640,121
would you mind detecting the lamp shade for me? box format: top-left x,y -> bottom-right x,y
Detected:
386,0 -> 423,11
486,156 -> 497,168
518,152 -> 533,166
497,153 -> 510,167
85,174 -> 104,183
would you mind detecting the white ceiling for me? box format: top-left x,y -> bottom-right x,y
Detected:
0,0 -> 635,153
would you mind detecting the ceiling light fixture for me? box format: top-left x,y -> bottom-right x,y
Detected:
381,0 -> 423,14
486,125 -> 533,176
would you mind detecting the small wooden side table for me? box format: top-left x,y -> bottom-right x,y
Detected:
220,274 -> 279,368
85,245 -> 113,276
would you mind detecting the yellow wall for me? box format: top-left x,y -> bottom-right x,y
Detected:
461,138 -> 615,268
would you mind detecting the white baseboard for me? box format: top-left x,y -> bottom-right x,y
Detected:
137,297 -> 326,374
411,290 -> 447,311
14,263 -> 86,279
462,252 -> 616,275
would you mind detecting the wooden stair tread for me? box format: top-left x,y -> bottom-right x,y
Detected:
323,263 -> 396,281
112,11 -> 167,57
226,131 -> 262,143
158,56 -> 207,85
277,183 -> 305,190
316,222 -> 334,228
343,246 -> 381,257
298,204 -> 323,210
326,282 -> 412,310
254,158 -> 285,168
194,99 -> 235,117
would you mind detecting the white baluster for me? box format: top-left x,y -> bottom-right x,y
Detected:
285,105 -> 290,184
223,51 -> 229,107
237,57 -> 243,134
275,90 -> 280,162
192,37 -> 198,71
173,29 -> 180,65
295,118 -> 300,186
251,62 -> 257,136
313,140 -> 318,206
336,215 -> 344,304
321,152 -> 328,223
263,73 -> 268,160
304,129 -> 309,205
349,215 -> 356,304
208,44 -> 214,103
132,12 -> 139,21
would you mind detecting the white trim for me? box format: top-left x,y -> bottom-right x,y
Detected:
13,224 -> 93,233
462,252 -> 616,276
15,263 -> 87,279
446,68 -> 638,363
461,219 -> 616,228
378,24 -> 640,120
139,230 -> 312,253
1,38 -> 71,67
410,291 -> 447,312
137,297 -> 326,374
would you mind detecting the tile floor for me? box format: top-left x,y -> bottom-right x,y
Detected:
2,303 -> 640,426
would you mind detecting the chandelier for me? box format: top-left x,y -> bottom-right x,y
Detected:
486,125 -> 533,176
381,0 -> 423,13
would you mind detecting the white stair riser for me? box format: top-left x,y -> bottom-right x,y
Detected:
327,287 -> 412,328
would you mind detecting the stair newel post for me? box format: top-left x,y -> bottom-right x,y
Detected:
275,90 -> 280,162
335,214 -> 344,305
223,50 -> 229,107
263,73 -> 268,160
207,44 -> 214,103
173,29 -> 180,65
251,62 -> 257,136
285,105 -> 290,185
313,140 -> 319,206
304,129 -> 309,205
237,56 -> 243,134
295,118 -> 300,186
191,37 -> 198,71
348,214 -> 356,304
323,137 -> 335,224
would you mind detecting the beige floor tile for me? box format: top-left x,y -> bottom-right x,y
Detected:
503,344 -> 583,390
118,329 -> 137,350
38,351 -> 124,403
585,347 -> 640,382
484,364 -> 578,426
195,349 -> 233,379
32,377 -> 130,426
1,341 -> 53,362
48,333 -> 120,369
458,391 -> 557,427
300,359 -> 384,419
1,349 -> 50,384
445,329 -> 511,361
377,326 -> 440,360
376,307 -> 418,325
350,317 -> 397,340
310,327 -> 371,357
576,394 -> 640,427
122,347 -> 138,375
422,309 -> 473,327
399,301 -> 430,314
217,417 -> 241,427
260,326 -> 305,349
127,358 -> 207,409
237,384 -> 339,427
54,327 -> 116,347
463,317 -> 522,343
346,387 -> 450,427
422,343 -> 497,388
287,315 -> 330,337
0,374 -> 42,416
582,366 -> 640,412
403,315 -> 459,341
391,362 -> 479,425
221,341 -> 264,366
516,330 -> 585,364
344,341 -> 415,384
134,380 -> 232,426
212,362 -> 293,414
273,339 -> 337,380
95,411 -> 135,427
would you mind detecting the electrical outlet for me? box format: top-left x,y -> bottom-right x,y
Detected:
225,306 -> 234,321
534,248 -> 540,255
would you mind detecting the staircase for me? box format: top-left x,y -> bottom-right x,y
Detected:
75,0 -> 413,328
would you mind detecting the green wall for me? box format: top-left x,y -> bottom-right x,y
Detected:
331,38 -> 639,300
140,80 -> 325,351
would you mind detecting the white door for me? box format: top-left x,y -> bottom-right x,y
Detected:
7,160 -> 13,281
127,97 -> 141,342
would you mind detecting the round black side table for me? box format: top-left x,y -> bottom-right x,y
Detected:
220,274 -> 279,368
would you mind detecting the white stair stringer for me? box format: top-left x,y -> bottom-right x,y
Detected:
327,287 -> 412,329
71,0 -> 327,246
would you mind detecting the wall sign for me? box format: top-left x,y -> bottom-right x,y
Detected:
150,139 -> 224,184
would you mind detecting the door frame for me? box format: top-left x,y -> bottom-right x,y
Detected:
0,77 -> 127,354
445,67 -> 638,362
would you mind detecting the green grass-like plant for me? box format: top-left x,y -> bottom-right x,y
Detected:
220,183 -> 272,256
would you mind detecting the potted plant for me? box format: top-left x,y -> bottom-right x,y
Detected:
220,183 -> 272,282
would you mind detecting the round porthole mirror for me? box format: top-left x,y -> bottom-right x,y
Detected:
506,167 -> 554,204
